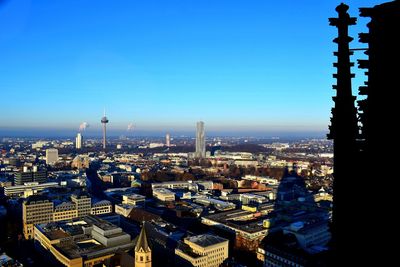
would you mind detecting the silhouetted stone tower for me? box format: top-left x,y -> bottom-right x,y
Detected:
358,1 -> 400,157
356,2 -> 400,264
328,1 -> 399,264
328,3 -> 360,260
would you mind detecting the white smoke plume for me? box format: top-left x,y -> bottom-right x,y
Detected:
127,123 -> 135,131
79,122 -> 90,131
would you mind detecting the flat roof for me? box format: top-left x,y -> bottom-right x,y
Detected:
186,234 -> 227,248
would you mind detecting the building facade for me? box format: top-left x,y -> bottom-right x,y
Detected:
23,195 -> 112,239
71,193 -> 92,217
175,234 -> 228,267
14,166 -> 47,185
23,196 -> 54,239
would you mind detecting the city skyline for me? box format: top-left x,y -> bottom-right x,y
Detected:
0,0 -> 381,136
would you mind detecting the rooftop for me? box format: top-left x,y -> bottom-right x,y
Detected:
35,215 -> 134,260
186,234 -> 227,248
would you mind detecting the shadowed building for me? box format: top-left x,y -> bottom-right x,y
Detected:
14,166 -> 47,185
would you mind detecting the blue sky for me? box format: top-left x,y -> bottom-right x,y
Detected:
0,0 -> 384,137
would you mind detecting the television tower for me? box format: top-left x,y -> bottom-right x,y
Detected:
101,109 -> 109,150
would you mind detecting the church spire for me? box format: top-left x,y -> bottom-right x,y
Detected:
135,223 -> 151,253
135,222 -> 151,267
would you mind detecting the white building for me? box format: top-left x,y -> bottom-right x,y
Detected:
153,188 -> 175,202
4,182 -> 59,197
149,143 -> 164,148
76,133 -> 83,149
45,148 -> 58,165
243,175 -> 279,185
166,133 -> 171,147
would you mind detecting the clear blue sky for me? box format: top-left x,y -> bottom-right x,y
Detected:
0,0 -> 384,137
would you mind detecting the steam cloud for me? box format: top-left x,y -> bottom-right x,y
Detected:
127,123 -> 135,131
79,122 -> 90,131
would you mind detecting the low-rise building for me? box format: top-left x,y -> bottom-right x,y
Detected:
91,200 -> 112,215
152,188 -> 175,202
23,194 -> 112,239
122,193 -> 146,206
34,215 -> 134,267
53,202 -> 78,222
14,166 -> 47,185
115,204 -> 134,217
23,196 -> 54,239
71,155 -> 90,169
175,234 -> 229,267
4,182 -> 59,197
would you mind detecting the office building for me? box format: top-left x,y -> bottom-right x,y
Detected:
13,169 -> 39,186
195,121 -> 206,158
175,234 -> 228,267
91,200 -> 112,215
53,202 -> 78,222
4,182 -> 59,198
45,148 -> 58,165
23,196 -> 54,239
22,194 -> 112,239
152,188 -> 175,202
71,193 -> 92,217
14,166 -> 47,185
122,193 -> 146,206
34,215 -> 134,267
75,133 -> 83,149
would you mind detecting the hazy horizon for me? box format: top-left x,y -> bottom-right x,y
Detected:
0,126 -> 327,139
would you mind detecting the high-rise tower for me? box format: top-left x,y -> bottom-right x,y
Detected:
195,121 -> 205,158
101,110 -> 109,150
76,133 -> 83,149
166,133 -> 171,147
